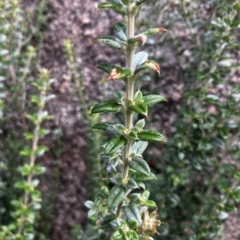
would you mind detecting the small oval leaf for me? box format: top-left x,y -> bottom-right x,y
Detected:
129,157 -> 150,175
123,203 -> 142,225
94,36 -> 122,49
107,186 -> 126,209
91,100 -> 121,114
105,136 -> 127,155
143,94 -> 166,106
129,103 -> 148,116
92,122 -> 113,130
97,63 -> 115,73
114,22 -> 127,41
126,179 -> 139,190
131,141 -> 148,155
97,2 -> 126,15
135,119 -> 145,129
133,51 -> 148,69
138,129 -> 165,142
111,0 -> 124,5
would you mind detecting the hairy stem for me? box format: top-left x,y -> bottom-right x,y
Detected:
122,3 -> 137,182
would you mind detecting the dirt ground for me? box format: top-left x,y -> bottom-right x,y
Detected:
39,1 -> 122,239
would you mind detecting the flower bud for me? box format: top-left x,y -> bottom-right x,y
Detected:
145,61 -> 160,75
108,68 -> 121,80
128,34 -> 147,46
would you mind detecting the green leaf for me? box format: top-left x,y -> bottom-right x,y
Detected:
128,220 -> 138,230
87,237 -> 100,240
128,193 -> 141,202
110,0 -> 124,5
111,219 -> 122,229
144,200 -> 157,208
131,141 -> 148,155
123,203 -> 142,225
38,128 -> 50,137
26,114 -> 38,124
0,49 -> 9,56
104,136 -> 127,155
204,94 -> 219,102
92,122 -> 113,130
111,175 -> 122,186
18,164 -> 32,176
35,145 -> 48,157
97,63 -> 115,73
134,90 -> 143,101
138,129 -> 165,142
88,209 -> 97,217
107,186 -> 126,209
132,171 -> 157,182
24,132 -> 34,140
126,179 -> 139,190
39,111 -> 50,121
146,237 -> 154,240
135,0 -> 148,5
112,230 -> 124,239
143,94 -> 166,106
95,36 -> 122,49
114,89 -> 124,99
45,94 -> 55,102
105,124 -> 125,135
133,51 -> 148,69
84,200 -> 95,209
169,193 -> 180,207
231,189 -> 240,202
32,165 -> 46,175
111,124 -> 126,134
114,22 -> 127,41
97,2 -> 126,15
20,146 -> 33,157
141,190 -> 150,200
31,179 -> 40,187
233,3 -> 240,10
129,103 -> 148,116
135,119 -> 145,129
31,95 -> 41,104
129,157 -> 150,176
125,130 -> 138,140
138,182 -> 145,190
101,215 -> 119,229
91,100 -> 121,114
231,20 -> 240,28
18,164 -> 45,177
218,211 -> 229,220
14,180 -> 34,191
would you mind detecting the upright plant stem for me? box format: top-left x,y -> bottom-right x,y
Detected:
17,85 -> 46,235
122,3 -> 136,182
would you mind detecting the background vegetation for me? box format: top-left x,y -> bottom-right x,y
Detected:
0,0 -> 239,239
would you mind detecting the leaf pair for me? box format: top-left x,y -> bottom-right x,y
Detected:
129,90 -> 166,117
